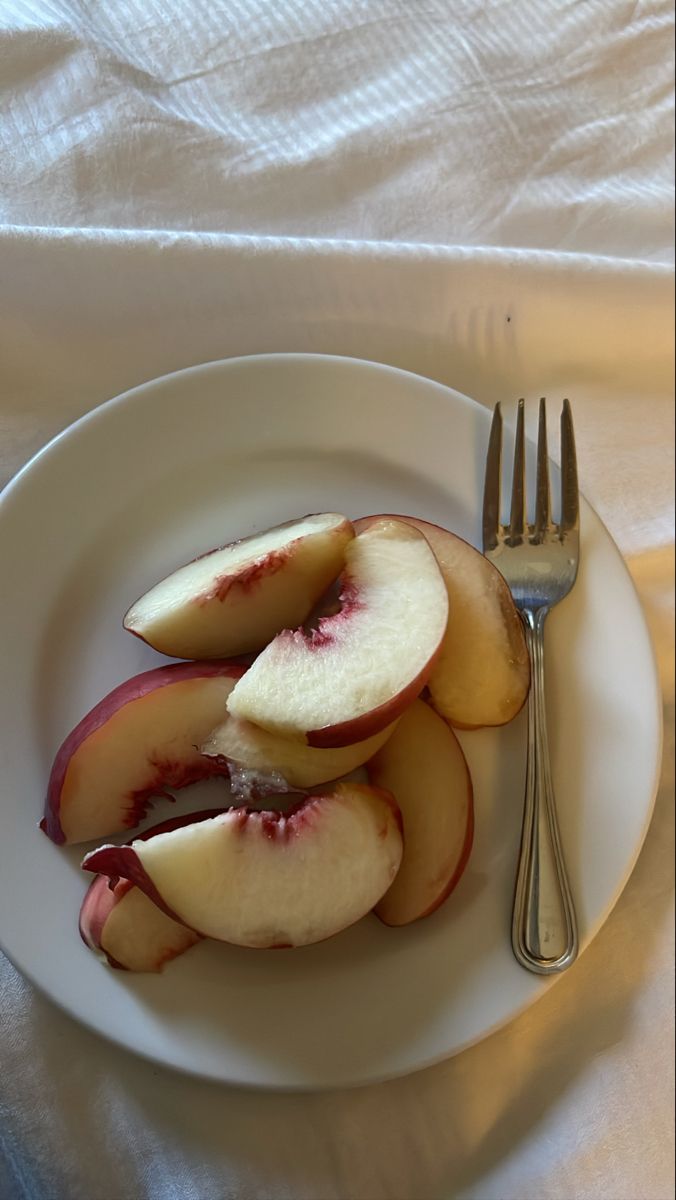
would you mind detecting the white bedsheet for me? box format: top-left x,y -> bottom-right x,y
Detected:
1,3 -> 674,1198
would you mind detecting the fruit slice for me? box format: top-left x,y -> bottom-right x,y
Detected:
79,810 -> 222,970
123,513 -> 354,659
83,783 -> 403,949
226,518 -> 449,748
202,712 -> 398,791
367,699 -> 473,926
354,515 -> 530,728
80,878 -> 202,972
42,661 -> 244,845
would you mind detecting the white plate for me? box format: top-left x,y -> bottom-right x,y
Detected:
0,354 -> 661,1090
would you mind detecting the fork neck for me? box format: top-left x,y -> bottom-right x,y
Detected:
521,607 -> 549,635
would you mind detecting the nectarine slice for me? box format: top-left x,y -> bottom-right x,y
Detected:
226,518 -> 449,747
43,662 -> 243,845
202,712 -> 399,791
83,784 -> 403,949
124,513 -> 353,659
80,877 -> 202,972
354,515 -> 529,728
367,699 -> 473,926
79,810 -> 223,970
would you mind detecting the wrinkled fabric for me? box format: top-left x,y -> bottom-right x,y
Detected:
1,0 -> 674,260
0,2 -> 674,1199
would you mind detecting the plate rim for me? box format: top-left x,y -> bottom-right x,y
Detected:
1,352 -> 482,507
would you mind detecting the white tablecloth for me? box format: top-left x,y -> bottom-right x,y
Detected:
1,3 -> 674,1199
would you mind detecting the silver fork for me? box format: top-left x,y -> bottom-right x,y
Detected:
483,398 -> 579,975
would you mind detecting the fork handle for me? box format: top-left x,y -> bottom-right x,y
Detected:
512,607 -> 579,975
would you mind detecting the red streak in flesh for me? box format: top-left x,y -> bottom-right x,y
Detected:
249,794 -> 318,841
302,579 -> 364,651
41,661 -> 244,844
199,547 -> 292,605
123,755 -> 231,829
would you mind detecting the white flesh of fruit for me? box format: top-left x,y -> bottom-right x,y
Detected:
117,784 -> 403,948
226,519 -> 449,744
202,713 -> 398,790
98,882 -> 201,972
123,513 -> 353,659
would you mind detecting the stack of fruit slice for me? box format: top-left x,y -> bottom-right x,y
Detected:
41,510 -> 529,972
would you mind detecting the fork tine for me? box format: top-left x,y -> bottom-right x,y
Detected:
559,398 -> 579,533
482,402 -> 502,551
534,397 -> 550,538
508,398 -> 526,544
